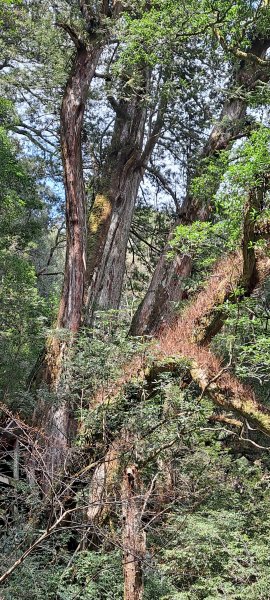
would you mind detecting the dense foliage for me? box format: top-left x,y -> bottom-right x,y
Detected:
1,1 -> 270,599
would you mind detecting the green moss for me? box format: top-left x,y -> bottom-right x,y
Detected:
88,194 -> 111,235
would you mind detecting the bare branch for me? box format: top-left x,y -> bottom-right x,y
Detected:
56,22 -> 84,49
0,506 -> 85,585
130,227 -> 160,254
11,126 -> 55,154
94,71 -> 112,81
141,95 -> 167,164
37,223 -> 65,277
14,121 -> 57,149
146,164 -> 181,212
38,271 -> 64,277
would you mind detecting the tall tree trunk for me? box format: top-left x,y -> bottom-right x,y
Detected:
38,49 -> 158,484
84,95 -> 147,321
43,30 -> 103,386
84,74 -> 165,323
130,35 -> 270,337
122,465 -> 145,600
57,46 -> 101,333
37,34 -> 103,479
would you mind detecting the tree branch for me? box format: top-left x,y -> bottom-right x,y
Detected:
37,223 -> 65,277
130,228 -> 160,254
0,507 -> 84,585
141,95 -> 167,164
12,121 -> 57,149
11,126 -> 55,154
107,95 -> 129,119
94,71 -> 112,81
146,164 -> 181,212
213,25 -> 270,66
56,22 -> 85,49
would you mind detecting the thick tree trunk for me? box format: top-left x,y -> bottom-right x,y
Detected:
87,443 -> 119,522
42,39 -> 103,389
37,39 -> 103,480
85,163 -> 144,321
84,71 -> 164,323
35,2 -> 125,481
39,54 -> 151,483
130,36 -> 270,337
57,45 -> 102,333
122,465 -> 145,600
241,182 -> 269,291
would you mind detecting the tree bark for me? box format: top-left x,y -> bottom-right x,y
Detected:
130,35 -> 270,337
37,41 -> 102,479
34,24 -> 105,480
241,183 -> 267,292
122,465 -> 145,600
130,252 -> 192,336
38,38 -> 154,483
84,72 -> 164,323
41,35 -> 103,390
57,44 -> 102,333
33,2 -> 129,482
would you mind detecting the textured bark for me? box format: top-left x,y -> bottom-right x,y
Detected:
84,72 -> 160,323
85,167 -> 144,320
38,31 -> 149,480
57,44 -> 102,333
35,1 -> 125,479
130,253 -> 192,336
36,41 -> 103,478
130,35 -> 270,337
122,465 -> 145,600
241,185 -> 266,292
40,34 -> 103,390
